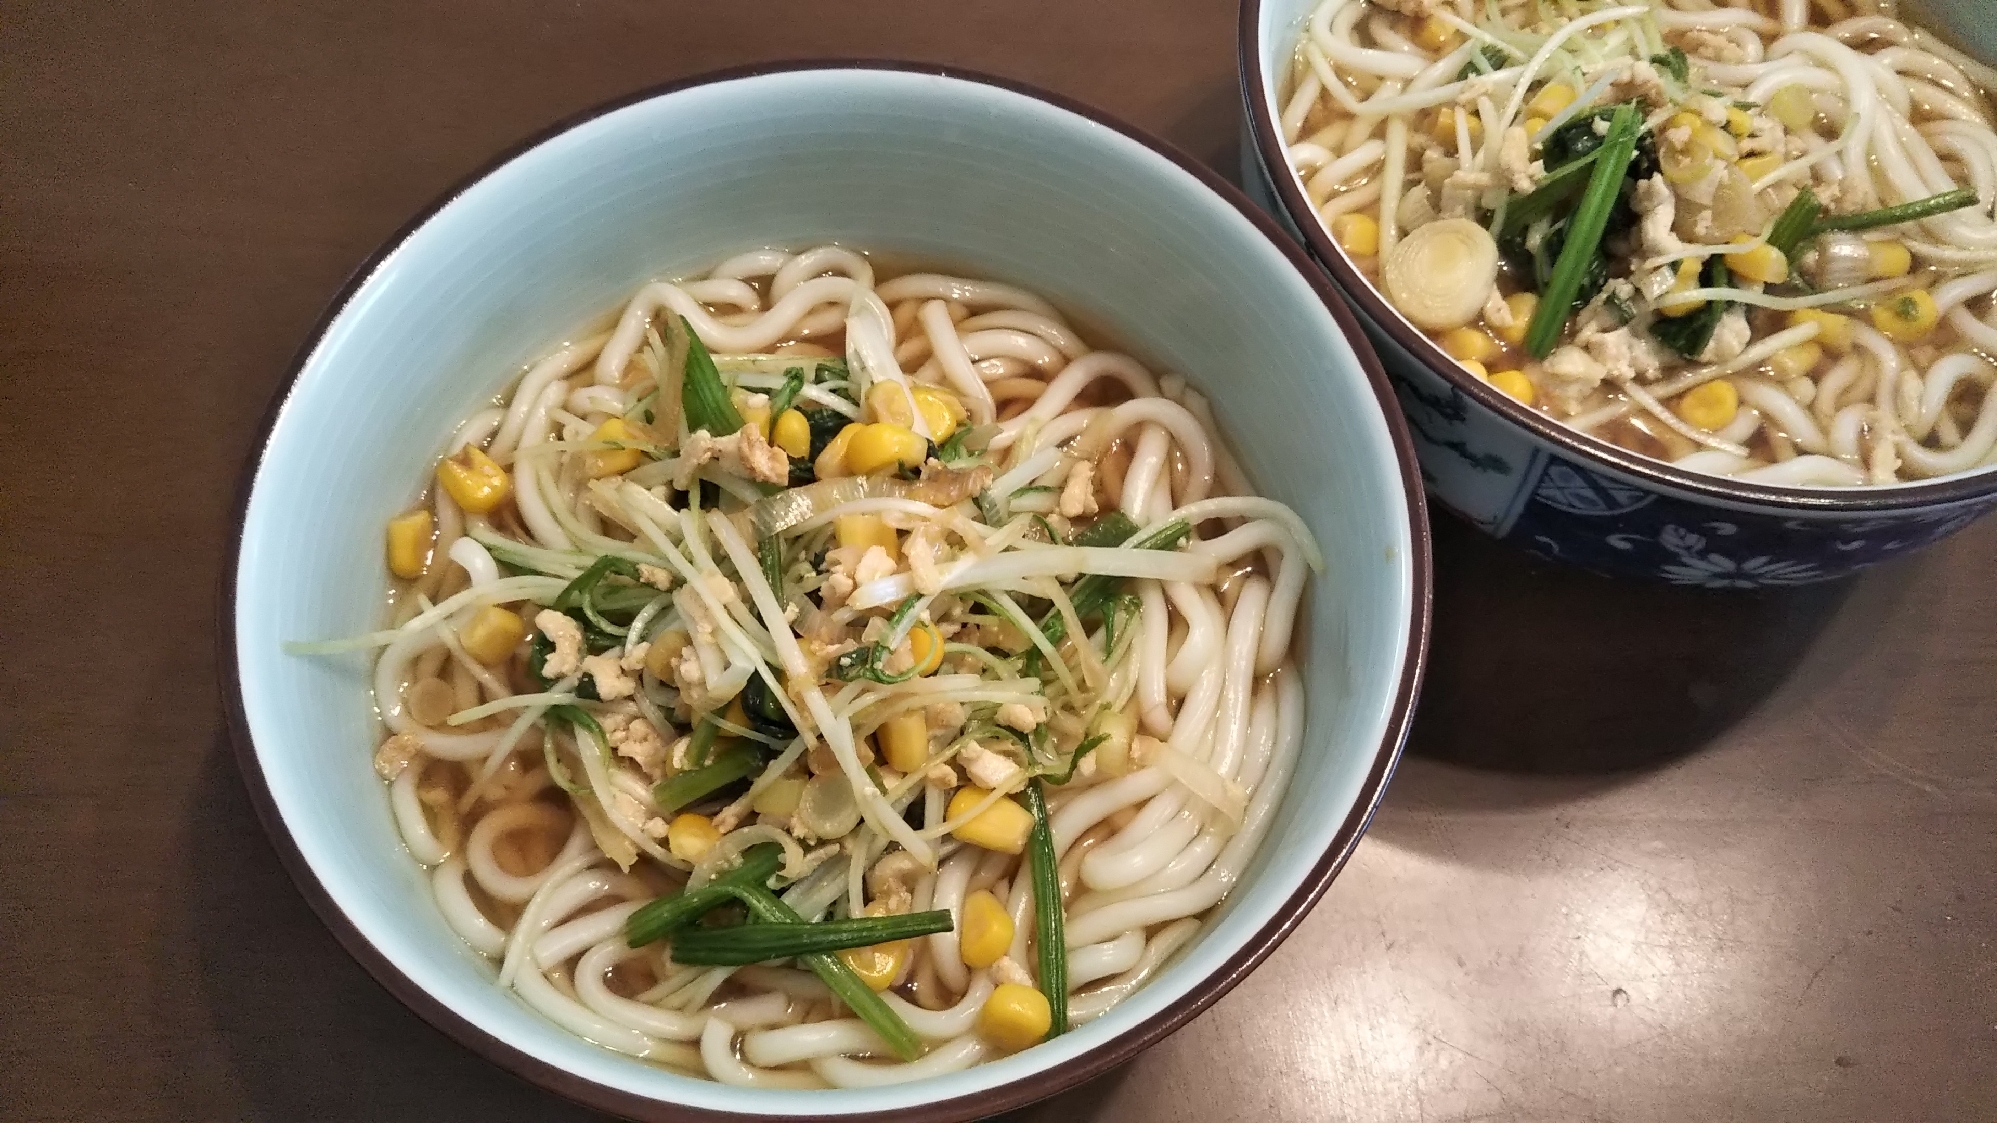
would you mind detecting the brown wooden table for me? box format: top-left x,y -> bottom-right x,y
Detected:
5,2 -> 1993,1120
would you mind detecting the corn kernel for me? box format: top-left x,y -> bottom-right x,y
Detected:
865,381 -> 915,428
1658,257 -> 1708,318
1489,369 -> 1536,406
978,983 -> 1052,1052
1495,292 -> 1537,347
948,787 -> 1035,854
1331,212 -> 1380,257
958,889 -> 1014,970
436,446 -> 512,514
457,605 -> 525,664
1440,326 -> 1501,364
1871,290 -> 1938,341
1725,106 -> 1755,137
1868,241 -> 1912,279
737,395 -> 772,440
835,513 -> 900,560
666,813 -> 721,863
1677,379 -> 1740,430
845,423 -> 928,475
385,509 -> 434,579
1528,82 -> 1576,119
1525,115 -> 1549,138
771,408 -> 811,458
1725,236 -> 1789,285
1430,107 -> 1482,146
910,384 -> 964,442
1767,341 -> 1824,381
751,775 -> 806,819
878,711 -> 930,774
1787,309 -> 1853,352
645,627 -> 688,680
1412,13 -> 1457,52
581,417 -> 646,479
907,620 -> 944,677
815,423 -> 862,479
1736,153 -> 1782,183
1458,359 -> 1489,380
839,938 -> 911,992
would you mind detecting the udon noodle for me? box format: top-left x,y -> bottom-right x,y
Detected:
1280,0 -> 1997,486
292,247 -> 1319,1085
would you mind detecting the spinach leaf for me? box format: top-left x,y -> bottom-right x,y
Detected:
1648,258 -> 1733,360
1456,42 -> 1510,81
1649,47 -> 1690,85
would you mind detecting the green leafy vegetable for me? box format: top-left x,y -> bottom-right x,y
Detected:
654,742 -> 762,813
1024,781 -> 1067,1037
1456,42 -> 1510,80
1041,734 -> 1106,786
681,316 -> 745,437
1066,510 -> 1141,549
1649,47 -> 1689,85
1525,104 -> 1642,358
625,845 -> 784,947
667,910 -> 955,965
1538,103 -> 1658,183
738,672 -> 797,740
830,597 -> 926,684
1649,258 -> 1734,360
768,367 -> 807,418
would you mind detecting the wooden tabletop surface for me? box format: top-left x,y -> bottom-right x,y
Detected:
4,2 -> 1993,1120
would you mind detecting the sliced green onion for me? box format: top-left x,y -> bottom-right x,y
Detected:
653,742 -> 760,813
1809,187 -> 1978,236
681,316 -> 746,437
667,910 -> 955,965
1524,104 -> 1641,358
1024,781 -> 1068,1037
686,714 -> 720,767
625,844 -> 784,947
729,881 -> 924,1061
759,534 -> 785,603
554,554 -> 640,611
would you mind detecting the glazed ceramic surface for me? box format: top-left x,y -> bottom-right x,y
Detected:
229,64 -> 1430,1121
1239,0 -> 1997,586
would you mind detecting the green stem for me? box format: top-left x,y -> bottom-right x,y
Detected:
624,845 -> 783,947
652,742 -> 758,813
667,911 -> 955,965
1524,105 -> 1641,359
1025,781 -> 1068,1037
1809,187 -> 1979,235
730,883 -> 924,1061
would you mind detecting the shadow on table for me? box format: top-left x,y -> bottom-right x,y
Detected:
184,731 -> 611,1123
1384,511 -> 1890,811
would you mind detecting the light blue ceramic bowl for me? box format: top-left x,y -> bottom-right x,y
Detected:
226,64 -> 1430,1121
1240,0 -> 1997,587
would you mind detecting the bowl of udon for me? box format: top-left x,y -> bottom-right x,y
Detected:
1241,0 -> 1997,584
225,63 -> 1429,1121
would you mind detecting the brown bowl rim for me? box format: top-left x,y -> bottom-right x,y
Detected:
1237,0 -> 1997,515
218,58 -> 1435,1123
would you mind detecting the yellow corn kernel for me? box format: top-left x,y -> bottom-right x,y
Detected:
436,446 -> 512,514
1787,309 -> 1853,352
725,696 -> 750,731
581,417 -> 646,479
1528,82 -> 1576,119
815,423 -> 862,479
907,620 -> 944,677
645,627 -> 688,680
457,606 -> 525,664
1430,107 -> 1483,146
840,937 -> 911,992
1725,236 -> 1789,285
1767,341 -> 1824,381
978,983 -> 1052,1052
877,711 -> 930,774
1868,241 -> 1912,279
1725,106 -> 1755,137
1412,13 -> 1458,52
865,380 -> 915,428
1495,291 -> 1537,347
910,384 -> 964,442
1676,379 -> 1740,431
835,513 -> 900,560
958,889 -> 1014,970
1489,369 -> 1536,406
751,775 -> 806,819
845,423 -> 928,475
665,813 -> 721,863
948,787 -> 1035,855
1657,257 -> 1708,318
738,396 -> 772,440
1871,290 -> 1938,342
1525,115 -> 1549,139
771,408 -> 811,458
1331,212 -> 1380,257
1736,153 -> 1782,183
1458,359 -> 1489,380
1440,326 -> 1501,365
385,509 -> 433,579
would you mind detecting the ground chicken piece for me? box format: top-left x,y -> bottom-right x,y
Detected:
904,524 -> 947,596
668,734 -> 695,772
1496,125 -> 1543,194
642,816 -> 670,839
1543,346 -> 1609,414
712,800 -> 749,834
637,564 -> 675,591
996,702 -> 1042,732
867,851 -> 923,904
991,955 -> 1036,988
1439,167 -> 1495,218
1581,327 -> 1664,385
819,571 -> 856,610
1130,734 -> 1165,769
1483,289 -> 1515,330
1633,175 -> 1687,263
607,715 -> 670,778
620,642 -> 650,672
374,733 -> 422,780
673,426 -> 789,488
534,610 -> 584,679
926,700 -> 966,733
1676,27 -> 1746,64
1698,310 -> 1752,364
1599,59 -> 1670,108
958,742 -> 1026,791
581,653 -> 637,700
925,763 -> 960,791
1738,117 -> 1784,159
854,545 -> 898,586
909,460 -> 994,507
612,791 -> 647,827
672,643 -> 705,695
1058,462 -> 1099,519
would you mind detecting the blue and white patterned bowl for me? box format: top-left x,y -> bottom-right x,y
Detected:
1238,0 -> 1997,587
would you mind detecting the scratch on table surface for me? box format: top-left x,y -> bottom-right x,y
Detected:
1801,947 -> 1843,996
1815,711 -> 1973,796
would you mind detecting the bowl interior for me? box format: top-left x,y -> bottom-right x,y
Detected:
234,66 -> 1420,1117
